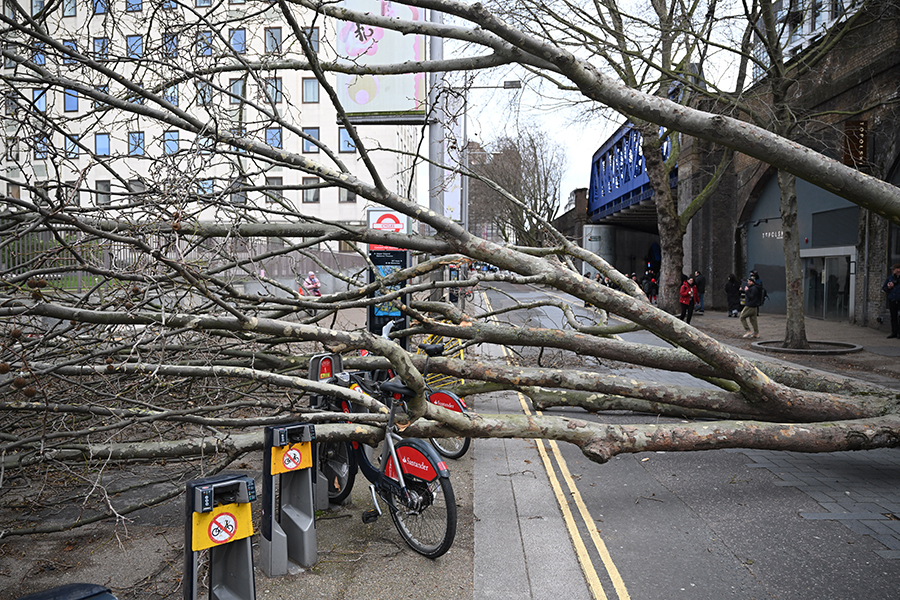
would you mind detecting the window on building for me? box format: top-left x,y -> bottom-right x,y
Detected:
263,77 -> 282,103
62,39 -> 77,64
8,183 -> 21,199
65,135 -> 78,158
229,177 -> 247,204
196,31 -> 212,56
4,0 -> 21,22
6,136 -> 18,160
198,135 -> 214,154
302,127 -> 319,153
62,0 -> 75,16
95,132 -> 109,156
230,126 -> 246,153
229,78 -> 244,104
339,128 -> 356,153
3,92 -> 16,115
162,0 -> 176,9
93,0 -> 106,14
64,180 -> 80,205
32,88 -> 46,112
302,177 -> 320,203
31,0 -> 42,14
126,35 -> 143,58
302,27 -> 319,52
93,84 -> 108,108
127,179 -> 146,194
264,177 -> 283,203
302,78 -> 319,103
163,130 -> 179,155
164,84 -> 178,106
96,180 -> 111,205
196,80 -> 212,105
34,133 -> 49,159
64,88 -> 78,112
264,27 -> 281,53
229,28 -> 246,53
128,131 -> 144,155
163,33 -> 177,57
32,42 -> 44,65
3,44 -> 15,69
266,126 -> 282,148
339,188 -> 357,203
93,37 -> 109,60
196,0 -> 210,6
125,0 -> 141,10
197,178 -> 214,198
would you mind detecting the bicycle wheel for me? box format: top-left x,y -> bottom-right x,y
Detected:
427,390 -> 471,459
318,441 -> 356,504
388,441 -> 457,558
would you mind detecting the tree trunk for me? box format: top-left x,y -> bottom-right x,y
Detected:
778,170 -> 810,348
642,126 -> 685,314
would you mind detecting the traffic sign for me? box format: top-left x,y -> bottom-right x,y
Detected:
367,209 -> 408,251
191,502 -> 253,551
270,441 -> 313,475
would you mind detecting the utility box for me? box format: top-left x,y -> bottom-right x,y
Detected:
260,423 -> 318,577
184,474 -> 257,600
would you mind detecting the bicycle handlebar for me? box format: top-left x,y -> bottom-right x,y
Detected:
380,318 -> 406,339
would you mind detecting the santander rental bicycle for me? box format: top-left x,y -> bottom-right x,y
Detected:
318,368 -> 457,558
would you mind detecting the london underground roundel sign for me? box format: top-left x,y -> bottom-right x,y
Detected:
368,209 -> 408,251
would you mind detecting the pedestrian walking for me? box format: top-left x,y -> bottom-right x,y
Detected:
740,276 -> 763,338
725,274 -> 742,317
883,264 -> 900,338
679,276 -> 699,323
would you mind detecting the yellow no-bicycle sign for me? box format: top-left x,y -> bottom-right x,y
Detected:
191,502 -> 253,551
270,441 -> 313,475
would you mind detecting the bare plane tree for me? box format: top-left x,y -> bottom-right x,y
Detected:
1,0 -> 900,543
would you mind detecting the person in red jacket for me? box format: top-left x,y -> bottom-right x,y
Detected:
679,276 -> 699,324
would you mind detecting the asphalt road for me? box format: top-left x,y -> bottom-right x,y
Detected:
481,281 -> 900,599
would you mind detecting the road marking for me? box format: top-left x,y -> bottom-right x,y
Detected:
483,291 -> 630,600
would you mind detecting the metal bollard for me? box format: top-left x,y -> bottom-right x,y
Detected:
260,423 -> 318,577
184,474 -> 257,600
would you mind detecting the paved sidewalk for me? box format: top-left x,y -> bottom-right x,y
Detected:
657,310 -> 900,560
740,448 -> 900,559
474,390 -> 592,600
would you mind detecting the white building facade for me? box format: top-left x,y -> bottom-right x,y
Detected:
2,0 -> 419,241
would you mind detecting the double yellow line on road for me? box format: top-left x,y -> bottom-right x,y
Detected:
482,291 -> 631,600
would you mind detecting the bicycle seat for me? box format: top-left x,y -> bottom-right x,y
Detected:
418,343 -> 445,357
380,378 -> 416,400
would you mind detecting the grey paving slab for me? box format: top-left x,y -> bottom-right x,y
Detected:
474,389 -> 591,600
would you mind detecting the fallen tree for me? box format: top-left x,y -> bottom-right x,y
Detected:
2,0 -> 900,540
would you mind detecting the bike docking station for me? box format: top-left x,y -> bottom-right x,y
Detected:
260,422 -> 317,577
184,474 -> 257,600
308,352 -> 342,510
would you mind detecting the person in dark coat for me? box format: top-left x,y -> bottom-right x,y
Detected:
679,276 -> 699,324
693,270 -> 706,313
725,274 -> 742,317
883,264 -> 900,338
740,276 -> 763,338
